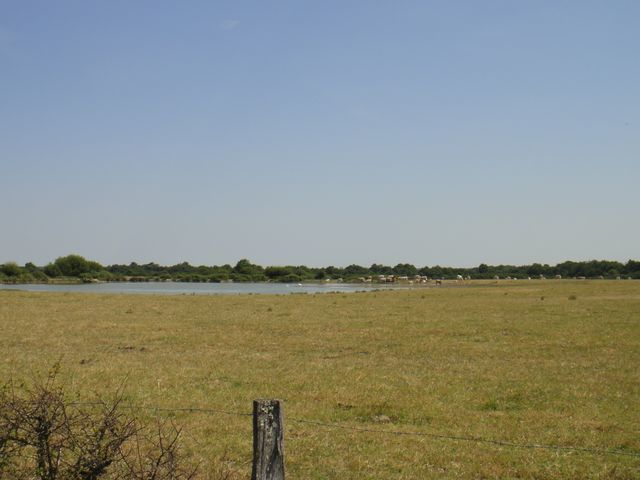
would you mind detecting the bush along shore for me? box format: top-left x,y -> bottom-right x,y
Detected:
1,254 -> 639,285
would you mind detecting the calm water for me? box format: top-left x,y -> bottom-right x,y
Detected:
0,282 -> 397,295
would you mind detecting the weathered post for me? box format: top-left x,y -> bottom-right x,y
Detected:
251,399 -> 285,480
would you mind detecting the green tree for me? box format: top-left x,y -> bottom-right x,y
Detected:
0,262 -> 21,277
370,264 -> 393,275
344,264 -> 369,276
393,263 -> 417,276
44,263 -> 62,277
265,266 -> 293,280
233,259 -> 265,280
24,262 -> 39,272
53,254 -> 103,277
234,258 -> 262,274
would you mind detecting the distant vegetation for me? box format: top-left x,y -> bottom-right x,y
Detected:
1,254 -> 639,284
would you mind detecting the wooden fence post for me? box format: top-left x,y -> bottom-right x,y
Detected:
251,399 -> 285,480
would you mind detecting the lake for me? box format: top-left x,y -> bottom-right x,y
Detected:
0,282 -> 398,295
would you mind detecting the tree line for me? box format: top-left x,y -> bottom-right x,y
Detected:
1,254 -> 639,284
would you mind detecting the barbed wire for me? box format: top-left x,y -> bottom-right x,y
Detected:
68,401 -> 252,417
67,401 -> 640,459
286,417 -> 640,458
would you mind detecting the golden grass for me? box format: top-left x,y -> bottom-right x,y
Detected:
1,281 -> 639,479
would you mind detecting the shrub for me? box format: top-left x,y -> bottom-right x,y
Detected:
0,366 -> 198,480
0,262 -> 21,277
44,263 -> 62,278
53,254 -> 105,277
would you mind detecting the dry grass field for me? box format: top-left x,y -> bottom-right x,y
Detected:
1,280 -> 639,479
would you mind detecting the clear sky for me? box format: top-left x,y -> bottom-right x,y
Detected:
1,1 -> 638,267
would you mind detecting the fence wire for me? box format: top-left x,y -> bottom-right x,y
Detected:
286,417 -> 640,458
67,401 -> 640,459
69,401 -> 252,417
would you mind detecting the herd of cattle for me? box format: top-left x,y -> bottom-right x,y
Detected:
356,274 -> 464,284
354,274 -> 632,284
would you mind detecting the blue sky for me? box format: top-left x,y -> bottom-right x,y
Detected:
1,1 -> 638,267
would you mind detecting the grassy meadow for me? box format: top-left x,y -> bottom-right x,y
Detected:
1,281 -> 639,479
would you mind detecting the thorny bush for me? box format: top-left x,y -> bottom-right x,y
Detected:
0,365 -> 198,480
